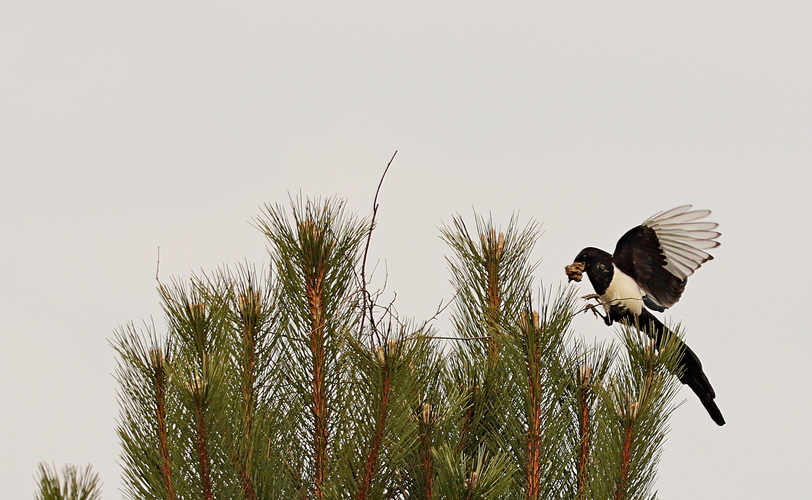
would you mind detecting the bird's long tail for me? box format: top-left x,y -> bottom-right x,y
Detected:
637,309 -> 726,426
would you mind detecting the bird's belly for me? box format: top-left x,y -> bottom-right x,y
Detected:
601,267 -> 643,316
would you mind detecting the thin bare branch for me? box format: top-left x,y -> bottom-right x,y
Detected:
426,335 -> 492,341
359,150 -> 397,338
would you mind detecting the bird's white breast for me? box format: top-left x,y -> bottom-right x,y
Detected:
601,266 -> 644,316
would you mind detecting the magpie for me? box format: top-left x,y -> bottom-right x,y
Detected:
565,205 -> 725,426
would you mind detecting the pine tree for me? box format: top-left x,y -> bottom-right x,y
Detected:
39,194 -> 687,499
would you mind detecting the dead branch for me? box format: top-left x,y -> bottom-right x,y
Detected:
359,151 -> 398,338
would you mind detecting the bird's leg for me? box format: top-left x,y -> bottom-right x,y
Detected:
581,294 -> 612,325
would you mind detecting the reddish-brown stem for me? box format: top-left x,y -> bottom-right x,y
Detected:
194,397 -> 214,500
306,255 -> 328,500
525,402 -> 542,498
614,421 -> 635,500
456,388 -> 475,454
153,356 -> 177,500
241,322 -> 257,424
422,428 -> 434,500
485,241 -> 501,366
234,454 -> 257,500
237,305 -> 258,500
525,338 -> 542,499
576,388 -> 591,500
357,364 -> 392,500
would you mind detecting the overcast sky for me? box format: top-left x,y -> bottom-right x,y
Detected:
3,2 -> 811,498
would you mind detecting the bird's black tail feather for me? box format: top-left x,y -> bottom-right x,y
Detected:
636,309 -> 726,426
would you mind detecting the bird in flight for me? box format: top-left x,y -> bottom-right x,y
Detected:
565,205 -> 725,426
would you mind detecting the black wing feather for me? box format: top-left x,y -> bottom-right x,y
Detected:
612,225 -> 687,309
613,206 -> 720,309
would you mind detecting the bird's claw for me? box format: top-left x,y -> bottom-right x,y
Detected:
581,297 -> 613,326
582,302 -> 603,319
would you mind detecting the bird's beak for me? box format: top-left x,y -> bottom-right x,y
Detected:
565,262 -> 585,282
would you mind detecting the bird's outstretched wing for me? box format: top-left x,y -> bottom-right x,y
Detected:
612,205 -> 720,309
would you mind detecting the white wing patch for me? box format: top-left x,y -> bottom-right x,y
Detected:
642,205 -> 720,280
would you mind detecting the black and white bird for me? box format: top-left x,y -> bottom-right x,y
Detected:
566,205 -> 725,426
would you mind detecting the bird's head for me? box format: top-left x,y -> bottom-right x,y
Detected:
565,247 -> 603,282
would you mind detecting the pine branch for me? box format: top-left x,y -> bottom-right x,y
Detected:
233,285 -> 263,500
35,463 -> 102,500
519,311 -> 544,499
575,364 -> 592,500
419,402 -> 436,500
357,347 -> 392,500
191,383 -> 214,500
112,323 -> 184,500
255,196 -> 368,496
150,346 -> 176,500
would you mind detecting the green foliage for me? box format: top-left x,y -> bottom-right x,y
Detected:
432,445 -> 516,500
39,195 -> 688,499
35,463 -> 101,500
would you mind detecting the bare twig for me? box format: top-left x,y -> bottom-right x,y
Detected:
426,335 -> 492,341
419,291 -> 459,329
359,151 -> 397,338
156,246 -> 161,283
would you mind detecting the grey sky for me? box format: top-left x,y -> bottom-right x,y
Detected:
2,2 -> 811,497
